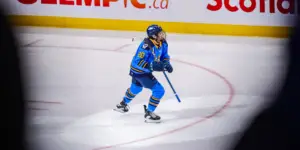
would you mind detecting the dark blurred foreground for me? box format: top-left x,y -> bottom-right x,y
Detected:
0,5 -> 26,150
0,3 -> 299,150
230,2 -> 300,150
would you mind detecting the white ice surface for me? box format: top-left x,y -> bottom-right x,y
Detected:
17,27 -> 288,150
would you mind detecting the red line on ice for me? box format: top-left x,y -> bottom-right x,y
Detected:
91,45 -> 235,150
25,43 -> 235,149
27,107 -> 49,111
27,100 -> 62,104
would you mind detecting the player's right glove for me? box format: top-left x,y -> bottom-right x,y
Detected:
163,61 -> 173,73
150,61 -> 164,72
165,63 -> 173,73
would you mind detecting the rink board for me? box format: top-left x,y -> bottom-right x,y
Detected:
7,0 -> 296,38
9,15 -> 290,38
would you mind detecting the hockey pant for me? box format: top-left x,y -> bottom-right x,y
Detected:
123,74 -> 165,112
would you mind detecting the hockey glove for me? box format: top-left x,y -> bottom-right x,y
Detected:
164,61 -> 173,73
150,61 -> 165,72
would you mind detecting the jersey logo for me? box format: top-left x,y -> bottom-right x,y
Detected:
142,44 -> 148,49
138,51 -> 145,58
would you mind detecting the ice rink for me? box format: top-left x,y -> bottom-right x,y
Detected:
17,27 -> 288,150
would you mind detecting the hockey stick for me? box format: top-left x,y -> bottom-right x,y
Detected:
163,71 -> 181,103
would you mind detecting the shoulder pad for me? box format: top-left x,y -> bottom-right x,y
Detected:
141,43 -> 150,50
142,38 -> 154,50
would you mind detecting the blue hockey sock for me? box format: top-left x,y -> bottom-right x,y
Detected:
147,96 -> 160,112
123,97 -> 132,104
146,82 -> 165,112
123,83 -> 142,104
123,88 -> 136,104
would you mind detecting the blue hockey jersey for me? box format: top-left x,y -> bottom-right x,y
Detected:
129,38 -> 170,77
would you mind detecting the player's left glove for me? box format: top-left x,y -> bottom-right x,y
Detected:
163,61 -> 173,73
150,61 -> 165,72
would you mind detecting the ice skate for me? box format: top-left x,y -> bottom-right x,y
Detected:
113,101 -> 129,113
143,105 -> 161,123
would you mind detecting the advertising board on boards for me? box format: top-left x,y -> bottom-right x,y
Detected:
6,0 -> 297,37
16,0 -> 296,14
17,0 -> 169,9
12,0 -> 296,26
208,0 -> 296,14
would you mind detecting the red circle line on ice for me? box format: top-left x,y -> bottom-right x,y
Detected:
24,42 -> 235,149
92,44 -> 236,150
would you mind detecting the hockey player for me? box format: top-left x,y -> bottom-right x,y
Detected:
114,24 -> 173,123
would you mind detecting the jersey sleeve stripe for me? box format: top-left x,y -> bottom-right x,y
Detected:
130,65 -> 145,73
138,60 -> 144,66
142,62 -> 148,68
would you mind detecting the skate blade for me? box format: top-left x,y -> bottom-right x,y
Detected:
145,119 -> 161,123
113,108 -> 127,113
